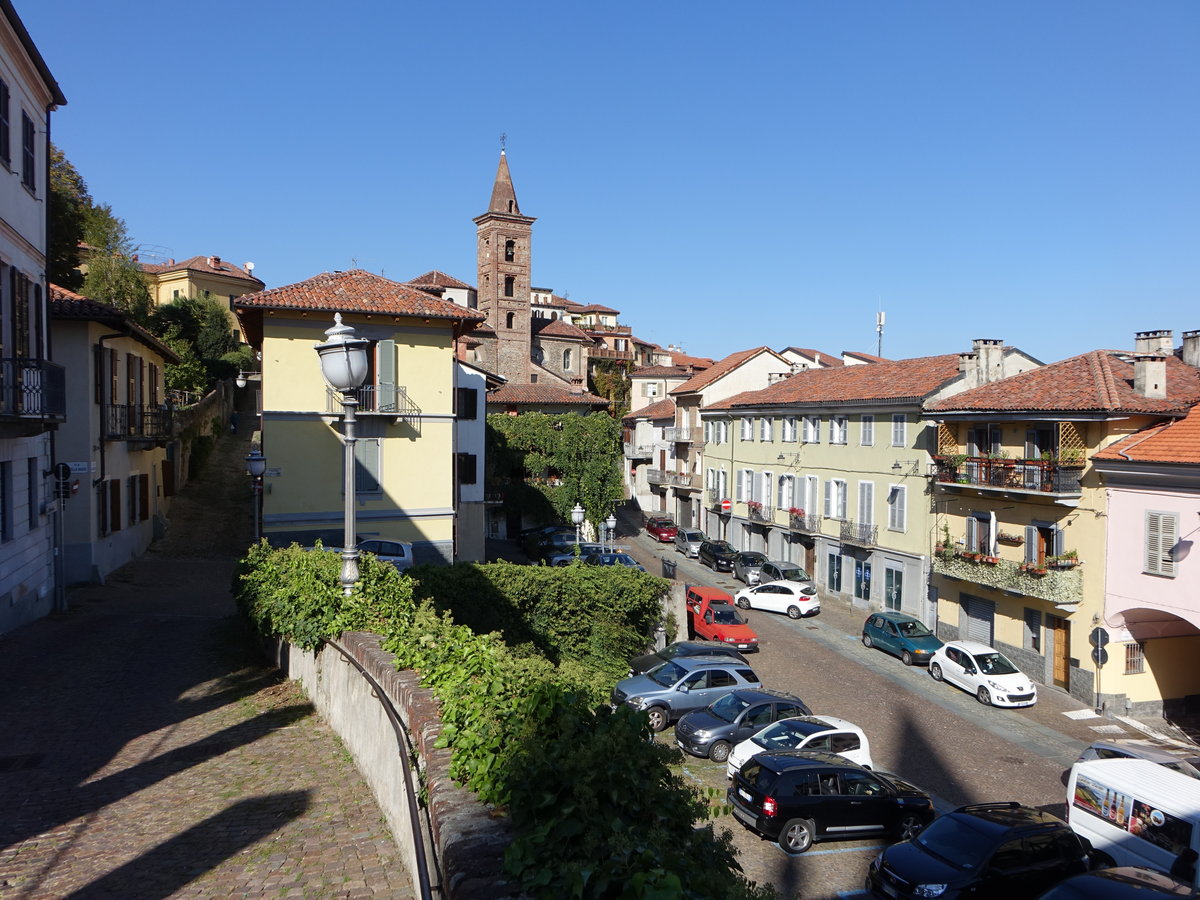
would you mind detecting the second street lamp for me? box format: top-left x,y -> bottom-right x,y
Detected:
245,449 -> 266,543
314,313 -> 371,596
606,513 -> 617,553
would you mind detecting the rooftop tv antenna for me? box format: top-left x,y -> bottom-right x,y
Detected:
876,308 -> 885,358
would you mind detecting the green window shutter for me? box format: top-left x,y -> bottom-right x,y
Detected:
354,439 -> 380,493
377,340 -> 397,413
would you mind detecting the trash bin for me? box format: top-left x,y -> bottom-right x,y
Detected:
661,556 -> 677,579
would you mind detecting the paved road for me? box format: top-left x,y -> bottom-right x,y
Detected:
0,401 -> 414,900
615,512 -> 1153,899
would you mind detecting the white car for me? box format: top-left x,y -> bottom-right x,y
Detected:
929,640 -> 1037,708
725,715 -> 874,779
357,539 -> 415,572
733,580 -> 820,619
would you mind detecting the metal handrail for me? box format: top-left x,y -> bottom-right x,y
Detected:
326,637 -> 437,900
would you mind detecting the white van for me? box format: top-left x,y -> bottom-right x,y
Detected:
1067,758 -> 1200,885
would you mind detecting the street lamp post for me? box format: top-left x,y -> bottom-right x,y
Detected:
606,513 -> 617,553
571,503 -> 585,548
245,449 -> 266,543
315,313 -> 371,596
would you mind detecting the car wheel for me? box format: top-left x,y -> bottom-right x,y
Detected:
778,818 -> 815,854
930,662 -> 943,682
896,813 -> 925,842
736,597 -> 750,609
862,633 -> 873,648
787,606 -> 802,619
709,741 -> 731,763
977,686 -> 992,706
901,650 -> 914,666
645,707 -> 669,732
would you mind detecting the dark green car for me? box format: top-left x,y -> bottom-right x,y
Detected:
698,540 -> 738,572
862,611 -> 944,666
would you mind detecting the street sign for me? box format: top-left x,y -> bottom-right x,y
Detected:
1092,646 -> 1109,666
54,462 -> 71,481
1090,627 -> 1110,648
721,499 -> 731,511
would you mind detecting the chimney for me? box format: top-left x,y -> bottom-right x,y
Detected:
1134,330 -> 1173,355
210,255 -> 221,267
973,339 -> 1005,385
958,351 -> 979,388
1133,354 -> 1167,400
1182,330 -> 1200,368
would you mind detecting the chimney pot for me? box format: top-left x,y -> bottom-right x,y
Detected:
1133,353 -> 1168,400
1182,330 -> 1200,368
1135,330 -> 1173,355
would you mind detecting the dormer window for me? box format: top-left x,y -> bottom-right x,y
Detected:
504,275 -> 515,297
504,240 -> 515,262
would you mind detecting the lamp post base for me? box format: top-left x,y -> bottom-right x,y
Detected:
340,549 -> 360,596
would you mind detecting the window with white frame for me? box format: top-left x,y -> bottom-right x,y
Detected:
737,469 -> 754,501
642,382 -> 659,397
706,467 -> 716,489
717,420 -> 729,444
804,475 -> 819,514
861,415 -> 875,446
761,471 -> 773,506
824,478 -> 847,519
760,417 -> 773,442
741,417 -> 753,441
857,481 -> 874,526
778,475 -> 795,510
718,469 -> 729,499
704,421 -> 712,443
782,416 -> 798,442
1144,511 -> 1178,577
830,416 -> 848,444
803,415 -> 820,443
887,484 -> 906,531
891,413 -> 907,447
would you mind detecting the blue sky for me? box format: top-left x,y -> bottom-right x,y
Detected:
22,1 -> 1198,365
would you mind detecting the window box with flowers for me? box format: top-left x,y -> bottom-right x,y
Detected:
1048,550 -> 1080,569
747,500 -> 763,512
996,532 -> 1024,546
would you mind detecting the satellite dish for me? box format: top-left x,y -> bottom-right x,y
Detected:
245,261 -> 255,273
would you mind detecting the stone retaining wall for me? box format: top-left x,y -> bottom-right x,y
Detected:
267,632 -> 519,899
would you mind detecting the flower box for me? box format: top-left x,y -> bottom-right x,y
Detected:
996,533 -> 1024,546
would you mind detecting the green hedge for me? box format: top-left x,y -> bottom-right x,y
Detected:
234,546 -> 776,900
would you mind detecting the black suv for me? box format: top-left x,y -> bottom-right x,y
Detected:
698,539 -> 738,572
628,641 -> 748,677
675,688 -> 811,762
866,802 -> 1091,899
728,751 -> 933,854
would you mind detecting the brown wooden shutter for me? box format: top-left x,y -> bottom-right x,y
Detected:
139,473 -> 150,521
108,478 -> 121,531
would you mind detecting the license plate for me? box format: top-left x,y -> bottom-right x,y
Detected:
881,881 -> 899,899
737,788 -> 752,802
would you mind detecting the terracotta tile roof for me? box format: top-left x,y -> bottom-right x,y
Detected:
927,351 -> 1200,415
630,334 -> 655,346
139,254 -> 263,285
234,270 -> 484,323
574,303 -> 620,315
623,397 -> 676,423
633,365 -> 693,378
708,353 -> 964,410
1094,405 -> 1200,464
469,322 -> 496,336
532,317 -> 590,340
49,284 -> 180,363
669,352 -> 714,369
406,270 -> 474,290
671,347 -> 785,395
559,297 -> 585,310
487,383 -> 608,406
843,351 -> 888,364
783,347 -> 843,367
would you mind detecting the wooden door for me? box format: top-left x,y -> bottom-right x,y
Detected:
1048,614 -> 1070,688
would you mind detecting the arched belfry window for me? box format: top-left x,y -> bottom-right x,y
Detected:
505,312 -> 515,329
504,275 -> 515,297
507,200 -> 514,213
504,240 -> 515,262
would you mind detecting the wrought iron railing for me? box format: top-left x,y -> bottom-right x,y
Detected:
670,472 -> 699,489
789,512 -> 821,532
646,468 -> 671,485
623,442 -> 655,458
0,357 -> 66,420
933,456 -> 1083,494
707,490 -> 730,510
326,384 -> 420,421
748,504 -> 775,523
664,426 -> 701,443
840,519 -> 879,546
103,404 -> 174,440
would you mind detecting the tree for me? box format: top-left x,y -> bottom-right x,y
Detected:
81,203 -> 154,325
588,358 -> 630,415
48,145 -> 89,290
150,295 -> 241,387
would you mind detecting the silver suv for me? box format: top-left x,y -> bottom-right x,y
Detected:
759,560 -> 815,587
610,656 -> 761,732
674,529 -> 706,558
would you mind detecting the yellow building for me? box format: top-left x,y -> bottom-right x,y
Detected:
235,270 -> 483,562
141,255 -> 264,341
924,333 -> 1200,703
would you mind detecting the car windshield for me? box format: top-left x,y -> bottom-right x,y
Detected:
709,692 -> 752,723
780,566 -> 811,580
913,816 -> 995,870
684,531 -> 704,542
754,719 -> 821,750
711,607 -> 745,625
647,661 -> 686,687
738,554 -> 765,566
709,541 -> 734,552
897,620 -> 933,638
972,651 -> 1019,676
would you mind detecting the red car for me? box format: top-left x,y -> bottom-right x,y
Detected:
686,586 -> 760,652
645,517 -> 678,542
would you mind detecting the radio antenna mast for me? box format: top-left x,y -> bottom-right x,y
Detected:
876,305 -> 886,358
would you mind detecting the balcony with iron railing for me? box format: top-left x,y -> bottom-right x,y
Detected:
670,471 -> 700,490
788,511 -> 822,533
933,455 -> 1084,497
583,323 -> 632,335
646,468 -> 671,485
747,503 -> 775,524
664,425 -> 701,443
623,442 -> 656,459
840,519 -> 879,547
589,347 -> 635,361
104,404 -> 174,441
326,384 -> 420,422
0,358 -> 67,422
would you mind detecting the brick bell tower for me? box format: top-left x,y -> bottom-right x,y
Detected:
474,150 -> 536,384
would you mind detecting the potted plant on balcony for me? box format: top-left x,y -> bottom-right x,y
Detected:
1028,564 -> 1049,576
1048,550 -> 1079,569
997,531 -> 1024,546
747,500 -> 763,514
982,555 -> 1000,565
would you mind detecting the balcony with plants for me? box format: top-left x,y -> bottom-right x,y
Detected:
932,451 -> 1084,497
932,528 -> 1083,608
788,507 -> 821,533
746,500 -> 774,523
